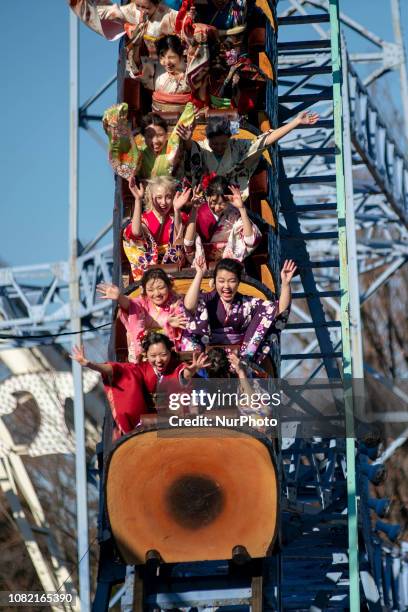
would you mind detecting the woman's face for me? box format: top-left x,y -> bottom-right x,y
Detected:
215,269 -> 240,302
208,193 -> 228,216
151,185 -> 173,216
134,0 -> 157,18
146,342 -> 171,372
159,50 -> 183,75
144,278 -> 170,306
144,124 -> 168,155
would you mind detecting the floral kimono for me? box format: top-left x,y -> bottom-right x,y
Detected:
183,290 -> 290,365
102,357 -> 186,435
151,68 -> 192,113
189,132 -> 272,197
103,102 -> 195,180
191,202 -> 262,264
69,1 -> 177,80
119,292 -> 197,362
123,210 -> 187,281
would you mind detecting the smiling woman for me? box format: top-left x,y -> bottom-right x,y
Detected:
122,176 -> 191,280
183,257 -> 296,366
97,267 -> 199,362
102,102 -> 195,179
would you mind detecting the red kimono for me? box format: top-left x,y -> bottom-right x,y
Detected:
102,357 -> 186,435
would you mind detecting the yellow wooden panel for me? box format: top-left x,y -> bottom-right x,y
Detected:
255,0 -> 277,31
260,199 -> 277,228
127,277 -> 269,300
259,52 -> 275,82
260,265 -> 276,292
258,113 -> 272,132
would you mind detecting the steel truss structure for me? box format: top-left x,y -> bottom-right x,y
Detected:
0,246 -> 113,348
277,0 -> 408,609
0,0 -> 408,609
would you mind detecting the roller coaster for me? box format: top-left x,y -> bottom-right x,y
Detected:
1,1 -> 408,611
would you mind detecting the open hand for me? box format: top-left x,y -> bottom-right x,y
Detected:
168,313 -> 189,329
176,123 -> 194,142
97,282 -> 121,301
128,174 -> 144,200
173,187 -> 192,211
228,351 -> 246,374
191,185 -> 204,208
194,254 -> 207,274
185,351 -> 211,374
71,345 -> 89,367
296,111 -> 319,126
226,184 -> 244,209
281,259 -> 297,285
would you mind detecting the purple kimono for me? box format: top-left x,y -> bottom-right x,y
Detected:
184,290 -> 289,365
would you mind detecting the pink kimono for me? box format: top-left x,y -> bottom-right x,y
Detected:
119,292 -> 200,362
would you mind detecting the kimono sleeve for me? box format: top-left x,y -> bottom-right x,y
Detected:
224,216 -> 262,261
165,102 -> 196,169
233,138 -> 266,172
102,103 -> 142,179
240,298 -> 280,360
118,296 -> 146,330
181,296 -> 211,346
101,362 -> 148,434
69,0 -> 126,40
161,8 -> 178,34
115,2 -> 138,23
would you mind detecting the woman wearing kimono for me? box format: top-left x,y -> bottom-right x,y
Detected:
68,0 -> 178,82
183,175 -> 261,265
71,333 -> 209,437
183,257 -> 297,365
150,36 -> 191,113
102,102 -> 195,180
183,111 -> 319,197
122,176 -> 191,280
97,268 -> 198,363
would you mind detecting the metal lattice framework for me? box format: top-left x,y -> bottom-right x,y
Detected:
277,0 -> 408,609
0,246 -> 113,347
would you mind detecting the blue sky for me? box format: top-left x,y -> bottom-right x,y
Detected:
1,0 -> 408,267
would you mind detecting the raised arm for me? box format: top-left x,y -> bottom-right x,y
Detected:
128,176 -> 144,238
264,111 -> 319,147
182,352 -> 211,382
173,187 -> 192,243
184,256 -> 206,312
183,186 -> 202,247
229,353 -> 254,398
227,185 -> 254,239
279,259 -> 297,314
97,282 -> 130,311
71,345 -> 113,378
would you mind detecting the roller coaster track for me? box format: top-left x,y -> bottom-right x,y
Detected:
1,0 -> 408,610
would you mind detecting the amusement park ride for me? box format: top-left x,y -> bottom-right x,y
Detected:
1,0 -> 408,610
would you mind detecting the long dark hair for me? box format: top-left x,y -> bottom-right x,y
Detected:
214,258 -> 244,281
141,331 -> 174,353
140,112 -> 168,136
141,268 -> 173,294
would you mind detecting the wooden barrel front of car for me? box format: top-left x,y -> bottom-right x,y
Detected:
105,427 -> 278,564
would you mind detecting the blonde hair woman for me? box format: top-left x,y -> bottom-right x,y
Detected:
123,176 -> 192,280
